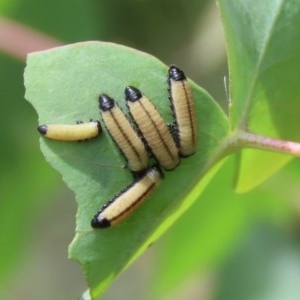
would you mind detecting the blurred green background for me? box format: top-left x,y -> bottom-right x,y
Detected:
1,0 -> 300,299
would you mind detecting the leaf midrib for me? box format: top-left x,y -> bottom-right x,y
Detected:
236,0 -> 285,129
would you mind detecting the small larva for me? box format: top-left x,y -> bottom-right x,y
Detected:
125,86 -> 180,171
91,165 -> 163,228
168,65 -> 197,157
37,120 -> 101,141
99,93 -> 149,174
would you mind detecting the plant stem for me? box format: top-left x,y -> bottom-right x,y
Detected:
229,129 -> 300,156
0,17 -> 61,60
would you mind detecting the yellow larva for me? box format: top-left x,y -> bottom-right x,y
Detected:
168,65 -> 197,156
99,94 -> 149,174
37,121 -> 101,141
125,86 -> 180,171
91,166 -> 163,228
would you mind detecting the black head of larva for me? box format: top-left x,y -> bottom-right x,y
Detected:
168,65 -> 186,81
99,94 -> 115,111
91,214 -> 111,228
95,120 -> 102,133
124,86 -> 142,102
37,124 -> 48,135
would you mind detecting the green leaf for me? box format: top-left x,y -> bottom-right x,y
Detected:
217,0 -> 300,191
24,41 -> 229,299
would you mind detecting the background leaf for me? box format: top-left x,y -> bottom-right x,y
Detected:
24,41 -> 229,298
0,52 -> 59,285
215,225 -> 300,300
150,154 -> 293,299
217,0 -> 300,191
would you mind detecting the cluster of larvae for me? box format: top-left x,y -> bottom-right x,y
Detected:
38,65 -> 197,229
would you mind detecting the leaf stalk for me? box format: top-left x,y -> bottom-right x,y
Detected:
228,129 -> 300,157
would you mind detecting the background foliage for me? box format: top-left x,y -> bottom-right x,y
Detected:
1,0 -> 300,299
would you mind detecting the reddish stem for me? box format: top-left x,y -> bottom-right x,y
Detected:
0,17 -> 62,61
230,130 -> 300,157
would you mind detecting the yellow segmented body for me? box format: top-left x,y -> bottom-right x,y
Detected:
91,166 -> 163,228
125,86 -> 180,171
168,65 -> 197,156
37,121 -> 101,141
99,94 -> 149,173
